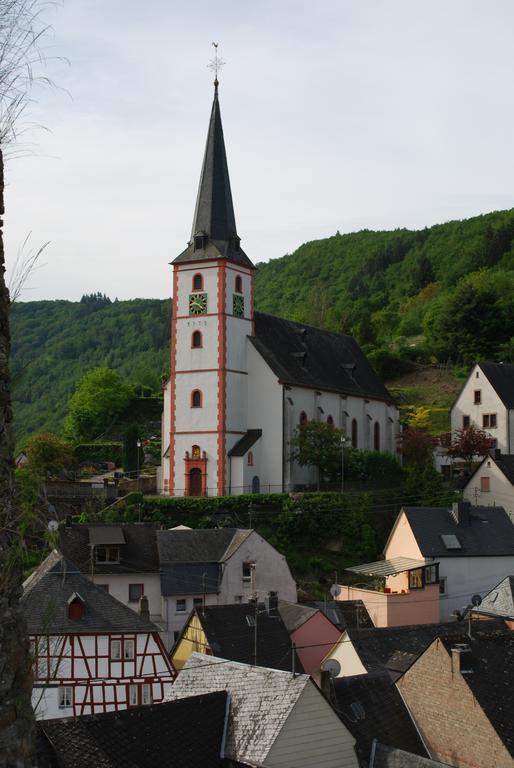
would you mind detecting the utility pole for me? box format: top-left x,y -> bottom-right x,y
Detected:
291,642 -> 296,677
202,572 -> 206,617
340,435 -> 346,494
253,595 -> 258,667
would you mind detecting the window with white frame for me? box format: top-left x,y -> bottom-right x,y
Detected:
124,639 -> 135,660
96,546 -> 120,563
128,584 -> 144,603
129,684 -> 138,706
142,684 -> 152,705
176,599 -> 186,613
58,686 -> 73,708
242,562 -> 254,583
439,577 -> 447,595
111,639 -> 121,660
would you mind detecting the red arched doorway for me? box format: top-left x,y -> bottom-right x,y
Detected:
189,468 -> 202,497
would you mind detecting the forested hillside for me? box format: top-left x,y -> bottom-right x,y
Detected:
10,209 -> 514,442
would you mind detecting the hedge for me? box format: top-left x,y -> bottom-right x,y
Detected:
74,442 -> 123,465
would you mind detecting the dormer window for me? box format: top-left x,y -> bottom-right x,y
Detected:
194,235 -> 206,251
67,593 -> 85,621
96,546 -> 120,563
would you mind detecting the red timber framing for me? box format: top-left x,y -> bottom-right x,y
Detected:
169,267 -> 179,495
31,631 -> 175,718
217,260 -> 227,496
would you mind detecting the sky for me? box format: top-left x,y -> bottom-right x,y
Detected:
4,0 -> 514,301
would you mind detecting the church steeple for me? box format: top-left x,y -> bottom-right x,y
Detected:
173,84 -> 254,269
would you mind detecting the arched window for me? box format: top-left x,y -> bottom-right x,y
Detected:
327,415 -> 334,426
192,273 -> 203,291
299,411 -> 308,426
191,390 -> 202,408
248,451 -> 254,466
191,330 -> 202,348
235,275 -> 242,293
252,475 -> 260,494
351,418 -> 358,448
192,445 -> 201,458
374,421 -> 380,451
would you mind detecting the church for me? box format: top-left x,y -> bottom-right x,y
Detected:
158,80 -> 400,497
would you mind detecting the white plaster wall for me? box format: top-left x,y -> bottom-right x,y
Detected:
178,317 -> 218,369
91,573 -> 162,620
433,554 -> 514,620
163,593 -> 219,643
247,344 -> 284,491
224,264 -> 252,317
324,631 -> 368,678
174,369 -> 218,431
452,364 -> 508,452
219,531 -> 297,604
175,262 -> 219,316
226,371 -> 248,433
463,461 -> 514,521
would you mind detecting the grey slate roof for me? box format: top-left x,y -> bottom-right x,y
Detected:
156,527 -> 251,564
330,672 -> 427,764
59,522 -> 160,574
252,311 -> 393,402
173,88 -> 254,270
22,551 -> 158,635
401,505 -> 514,557
167,653 -> 311,765
190,603 -> 303,672
479,362 -> 514,408
474,576 -> 514,620
345,620 -> 507,681
36,692 -> 229,768
227,429 -> 262,457
370,743 -> 451,768
311,600 -> 374,630
278,600 -> 318,632
160,563 -> 221,596
438,632 -> 514,758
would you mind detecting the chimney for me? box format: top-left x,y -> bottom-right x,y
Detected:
451,643 -> 473,674
451,501 -> 471,526
266,591 -> 279,618
139,595 -> 150,622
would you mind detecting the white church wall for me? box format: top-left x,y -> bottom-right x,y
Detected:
226,370 -> 248,433
175,262 -> 219,316
179,317 -> 218,369
247,343 -> 284,492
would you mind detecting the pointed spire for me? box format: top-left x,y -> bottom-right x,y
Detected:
191,86 -> 237,242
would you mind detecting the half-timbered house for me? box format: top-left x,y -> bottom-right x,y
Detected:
22,550 -> 175,720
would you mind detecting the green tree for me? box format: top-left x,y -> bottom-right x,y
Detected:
398,427 -> 435,466
25,432 -> 75,478
65,367 -> 131,441
289,421 -> 343,489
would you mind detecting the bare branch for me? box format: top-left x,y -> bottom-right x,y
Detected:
8,230 -> 48,302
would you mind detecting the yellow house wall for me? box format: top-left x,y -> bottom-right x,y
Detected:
171,614 -> 209,671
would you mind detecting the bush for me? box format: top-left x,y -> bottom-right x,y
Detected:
74,442 -> 123,465
367,348 -> 414,379
344,448 -> 403,486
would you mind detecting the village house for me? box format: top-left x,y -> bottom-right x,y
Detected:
22,551 -> 175,720
397,632 -> 514,768
451,361 -> 514,454
277,601 -> 343,676
337,501 -> 514,624
58,522 -> 297,649
167,653 -> 360,767
318,620 -> 506,681
36,691 -> 229,767
171,599 -> 302,672
158,81 -> 400,497
462,450 -> 514,521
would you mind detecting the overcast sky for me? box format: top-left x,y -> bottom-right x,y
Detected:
4,0 -> 514,301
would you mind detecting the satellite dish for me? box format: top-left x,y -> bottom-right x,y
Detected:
322,659 -> 341,678
330,584 -> 341,598
47,520 -> 59,532
471,594 -> 482,607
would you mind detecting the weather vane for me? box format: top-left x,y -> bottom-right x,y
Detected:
208,42 -> 225,88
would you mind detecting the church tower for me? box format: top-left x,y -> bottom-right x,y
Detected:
166,80 -> 255,496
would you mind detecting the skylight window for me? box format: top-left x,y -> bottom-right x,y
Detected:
440,534 -> 462,550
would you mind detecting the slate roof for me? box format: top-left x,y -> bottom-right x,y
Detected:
190,603 -> 303,672
173,88 -> 254,270
156,528 -> 251,564
227,429 -> 262,457
311,600 -> 374,630
166,653 -> 311,765
330,672 -> 427,764
479,362 -> 514,408
59,522 -> 160,574
473,576 -> 514,620
370,743 -> 451,768
251,311 -> 393,402
278,600 -> 318,632
345,620 -> 507,681
438,633 -> 514,758
36,692 -> 229,768
468,452 -> 514,487
22,551 -> 158,635
160,563 -> 221,596
400,505 -> 514,557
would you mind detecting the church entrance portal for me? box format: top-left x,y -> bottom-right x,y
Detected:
251,475 -> 260,494
189,468 -> 202,496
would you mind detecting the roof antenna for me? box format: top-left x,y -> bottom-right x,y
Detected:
208,42 -> 225,92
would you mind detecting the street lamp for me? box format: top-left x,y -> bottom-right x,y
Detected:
136,440 -> 142,488
340,435 -> 347,494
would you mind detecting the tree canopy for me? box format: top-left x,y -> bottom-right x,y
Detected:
65,367 -> 132,442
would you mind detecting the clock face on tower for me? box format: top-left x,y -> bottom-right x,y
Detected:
233,294 -> 244,317
189,293 -> 207,315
